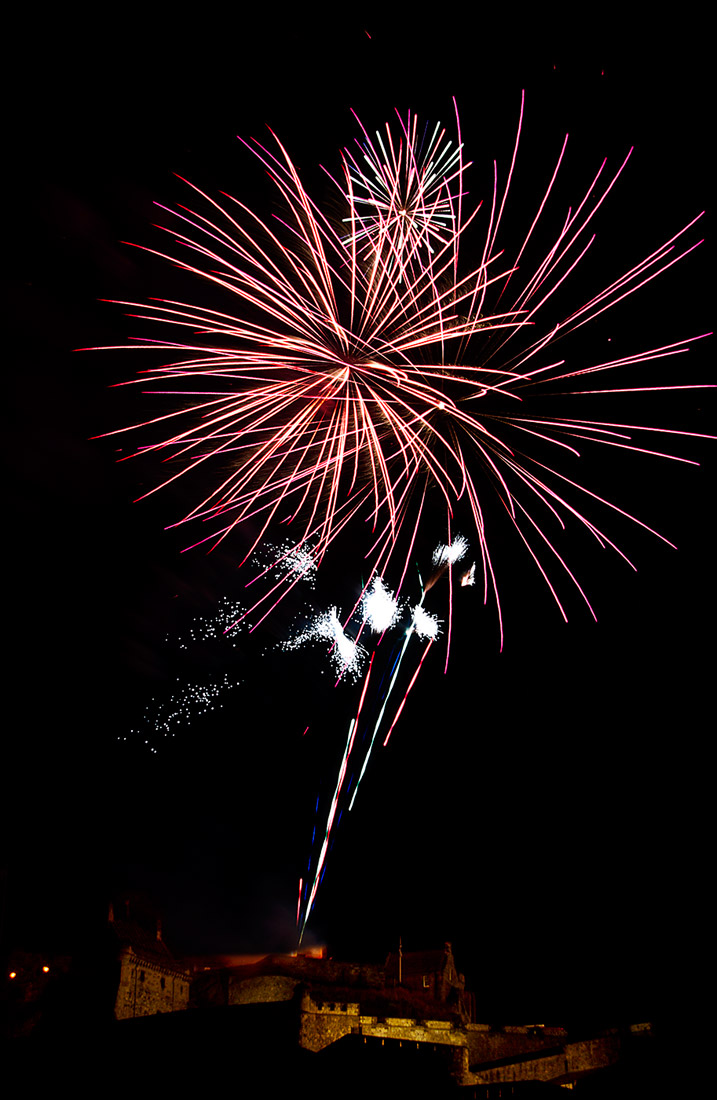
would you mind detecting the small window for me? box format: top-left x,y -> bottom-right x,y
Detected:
139,971 -> 145,982
160,977 -> 166,990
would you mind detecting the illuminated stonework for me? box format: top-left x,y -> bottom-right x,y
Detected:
109,904 -> 191,1020
114,946 -> 191,1020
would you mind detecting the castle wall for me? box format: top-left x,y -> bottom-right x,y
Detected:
228,974 -> 299,1004
114,949 -> 190,1020
299,990 -> 469,1054
468,1033 -> 622,1086
466,1027 -> 566,1067
299,992 -> 360,1051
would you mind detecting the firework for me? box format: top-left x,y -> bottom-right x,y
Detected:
168,595 -> 246,648
361,575 -> 401,633
432,536 -> 469,569
297,540 -> 464,939
281,606 -> 366,680
99,97 -> 708,650
101,100 -> 709,939
411,604 -> 441,640
251,539 -> 318,589
123,673 -> 240,754
336,110 -> 465,275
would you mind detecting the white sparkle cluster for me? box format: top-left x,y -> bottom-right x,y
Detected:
282,607 -> 366,680
361,576 -> 400,633
256,540 -> 318,588
167,596 -> 245,649
411,605 -> 441,640
124,674 -> 239,753
432,535 -> 470,567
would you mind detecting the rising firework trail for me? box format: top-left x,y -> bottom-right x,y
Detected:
300,650 -> 377,935
346,538 -> 466,814
297,541 -> 467,939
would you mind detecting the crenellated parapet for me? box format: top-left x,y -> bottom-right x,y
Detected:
299,988 -> 468,1055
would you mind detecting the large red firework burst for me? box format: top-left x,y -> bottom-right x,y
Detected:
99,96 -> 709,646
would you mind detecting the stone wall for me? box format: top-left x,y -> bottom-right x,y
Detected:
229,974 -> 299,1005
114,948 -> 190,1020
466,1026 -> 566,1068
299,991 -> 360,1051
299,990 -> 469,1055
467,1031 -> 622,1086
298,998 -> 622,1089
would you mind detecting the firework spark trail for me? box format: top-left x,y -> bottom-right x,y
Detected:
296,878 -> 303,931
382,636 -> 435,747
346,626 -> 416,812
299,651 -> 376,939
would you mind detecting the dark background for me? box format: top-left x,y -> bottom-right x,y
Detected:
4,8 -> 712,1037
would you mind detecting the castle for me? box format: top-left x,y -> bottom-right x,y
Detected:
109,901 -> 191,1020
102,907 -> 644,1090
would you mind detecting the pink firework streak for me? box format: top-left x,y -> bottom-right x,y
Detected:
95,96 -> 710,649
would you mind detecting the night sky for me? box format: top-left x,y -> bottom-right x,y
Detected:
5,12 -> 712,1033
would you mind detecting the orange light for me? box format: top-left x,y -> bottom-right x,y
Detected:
42,966 -> 50,973
9,971 -> 17,979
